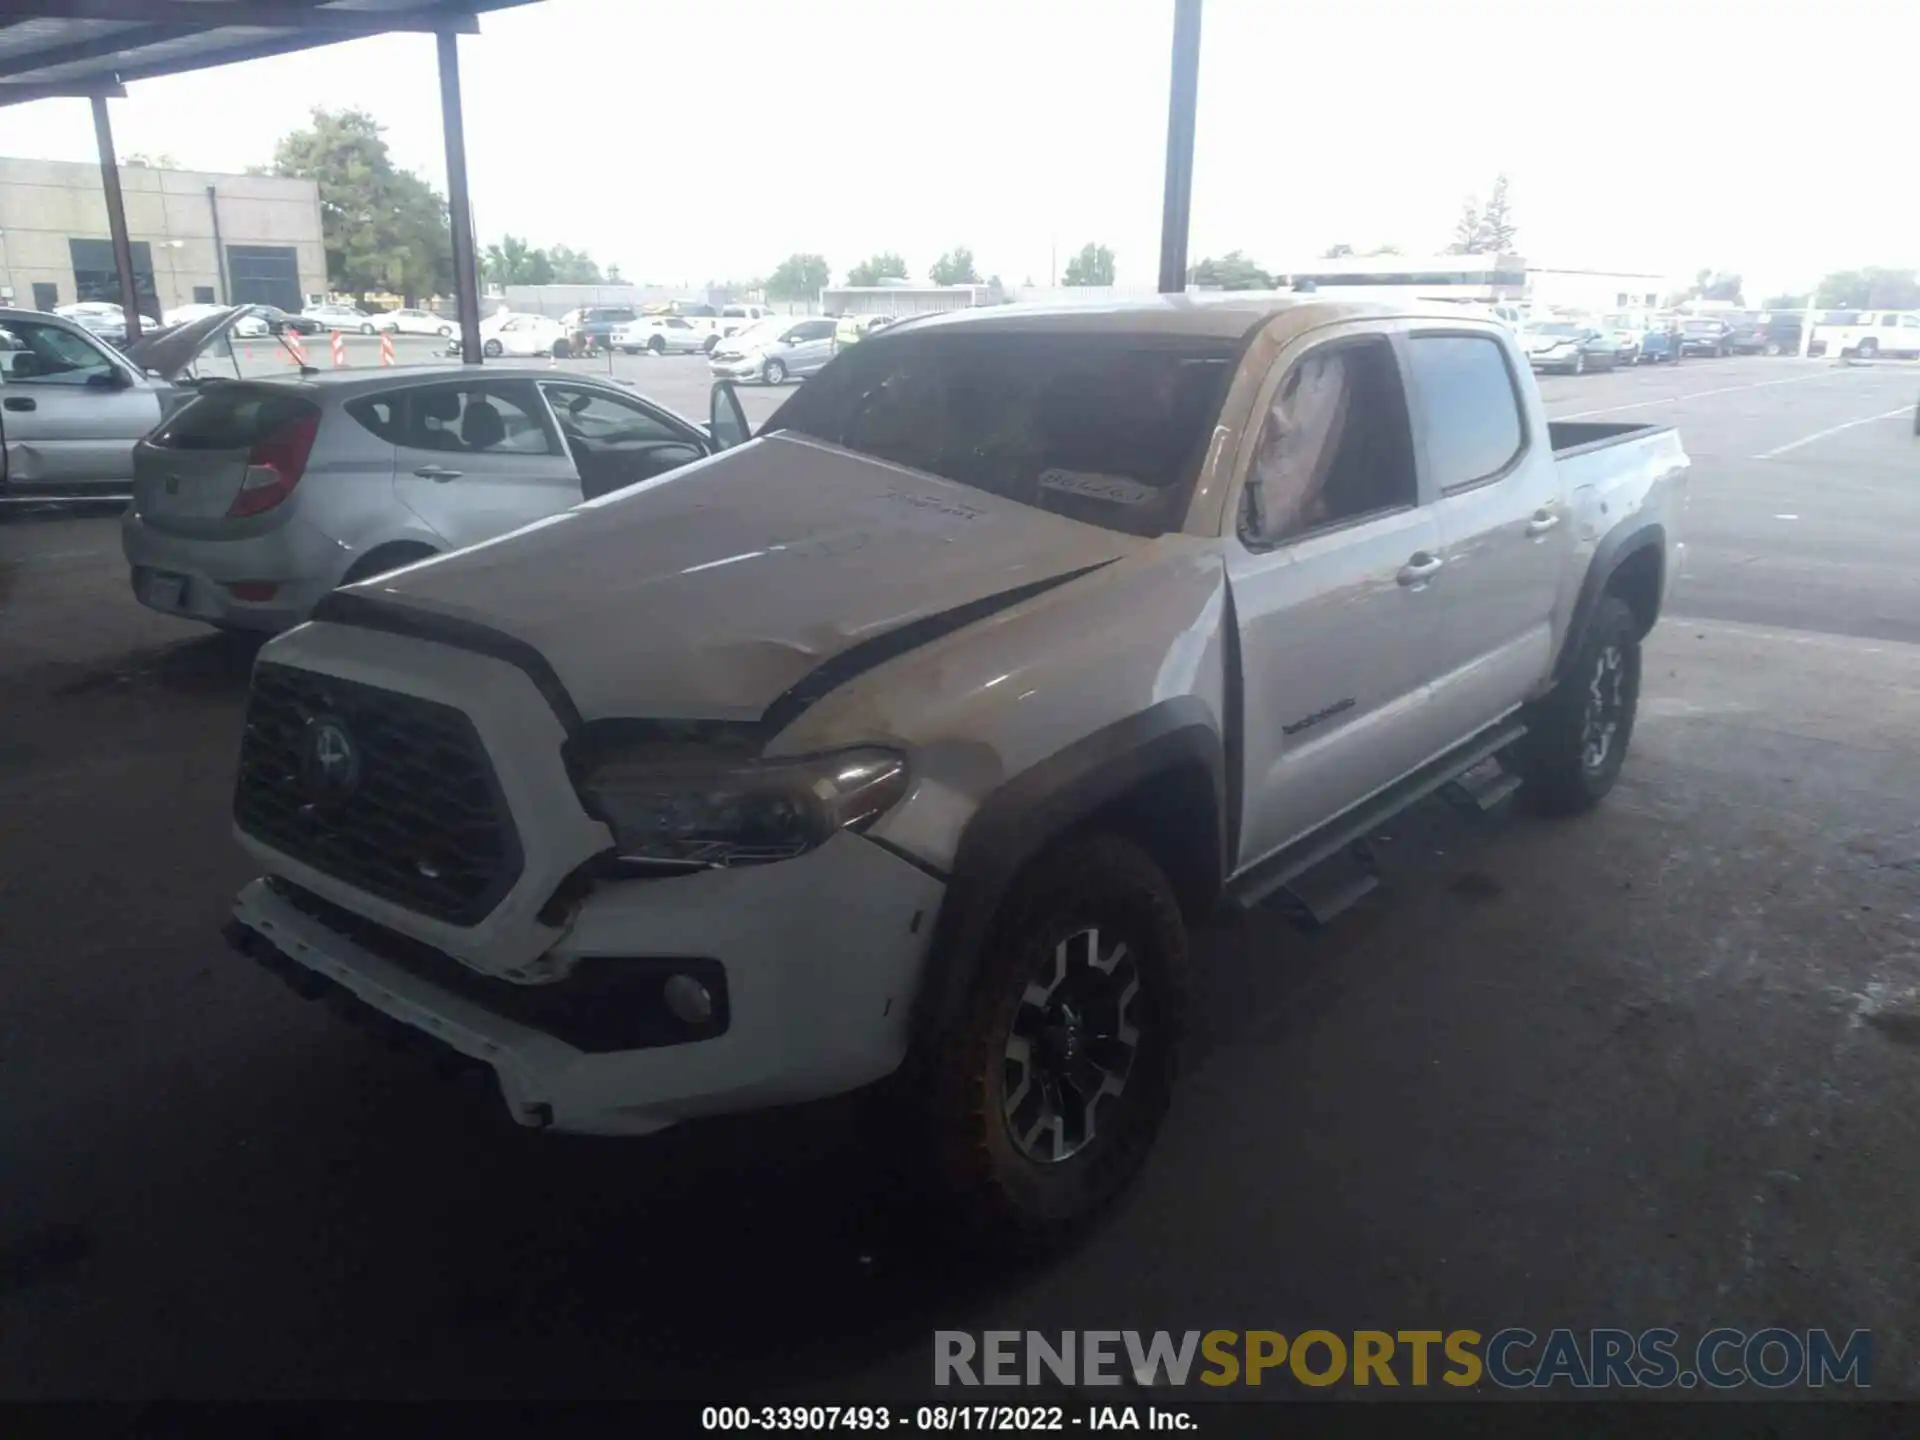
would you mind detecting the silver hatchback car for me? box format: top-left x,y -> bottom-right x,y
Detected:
122,365 -> 717,632
707,316 -> 838,386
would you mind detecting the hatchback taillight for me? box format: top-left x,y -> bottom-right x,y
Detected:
228,409 -> 320,518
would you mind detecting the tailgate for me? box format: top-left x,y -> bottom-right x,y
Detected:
134,384 -> 319,528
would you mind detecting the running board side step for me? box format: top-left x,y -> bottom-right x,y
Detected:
1227,718 -> 1528,918
1440,762 -> 1524,816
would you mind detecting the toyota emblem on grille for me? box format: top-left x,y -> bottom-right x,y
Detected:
301,715 -> 361,803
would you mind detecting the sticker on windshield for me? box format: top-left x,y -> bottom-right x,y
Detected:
1037,469 -> 1158,506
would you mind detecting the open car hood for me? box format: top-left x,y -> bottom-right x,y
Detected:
121,305 -> 257,383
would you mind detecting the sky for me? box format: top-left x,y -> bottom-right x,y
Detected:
0,0 -> 1914,300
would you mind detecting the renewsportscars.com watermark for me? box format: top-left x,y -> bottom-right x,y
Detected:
934,1329 -> 1872,1391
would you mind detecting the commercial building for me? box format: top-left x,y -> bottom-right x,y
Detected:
0,156 -> 326,317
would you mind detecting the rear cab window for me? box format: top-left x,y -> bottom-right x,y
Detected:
767,329 -> 1238,538
1404,333 -> 1527,490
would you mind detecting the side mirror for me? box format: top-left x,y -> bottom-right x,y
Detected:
86,368 -> 130,390
709,379 -> 751,452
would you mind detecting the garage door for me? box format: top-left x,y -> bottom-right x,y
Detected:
226,245 -> 301,312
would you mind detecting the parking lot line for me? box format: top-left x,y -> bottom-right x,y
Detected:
1557,370 -> 1854,420
1753,406 -> 1914,460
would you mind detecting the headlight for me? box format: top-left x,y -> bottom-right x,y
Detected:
577,746 -> 908,869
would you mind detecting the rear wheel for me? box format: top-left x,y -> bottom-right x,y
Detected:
1764,341 -> 1782,356
438,324 -> 453,338
360,322 -> 375,336
552,339 -> 571,359
340,542 -> 436,587
647,335 -> 665,355
703,334 -> 719,355
1512,595 -> 1641,815
922,833 -> 1187,1250
1856,338 -> 1879,360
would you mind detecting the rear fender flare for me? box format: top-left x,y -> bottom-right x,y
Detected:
909,696 -> 1225,1048
1555,520 -> 1665,683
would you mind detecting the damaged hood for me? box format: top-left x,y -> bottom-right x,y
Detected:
344,433 -> 1144,723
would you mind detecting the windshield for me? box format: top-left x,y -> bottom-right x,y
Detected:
732,318 -> 789,346
1528,322 -> 1581,337
764,331 -> 1238,538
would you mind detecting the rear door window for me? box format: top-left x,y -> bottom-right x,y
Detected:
1404,334 -> 1526,490
396,381 -> 557,456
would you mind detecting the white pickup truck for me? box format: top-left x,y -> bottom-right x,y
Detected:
638,301 -> 775,352
223,296 -> 1688,1245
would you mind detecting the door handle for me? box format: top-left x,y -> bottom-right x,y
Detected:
1397,552 -> 1444,587
3,396 -> 34,412
1526,511 -> 1561,536
413,465 -> 461,482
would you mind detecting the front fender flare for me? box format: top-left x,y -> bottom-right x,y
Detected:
910,696 -> 1224,1047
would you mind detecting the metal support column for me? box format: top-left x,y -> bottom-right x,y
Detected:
206,185 -> 229,303
1157,0 -> 1203,295
89,94 -> 142,341
436,31 -> 483,364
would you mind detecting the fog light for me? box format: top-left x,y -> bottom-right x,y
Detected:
662,973 -> 714,1026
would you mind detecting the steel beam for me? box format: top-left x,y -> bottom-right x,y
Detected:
437,30 -> 482,364
1156,0 -> 1203,295
89,92 -> 142,341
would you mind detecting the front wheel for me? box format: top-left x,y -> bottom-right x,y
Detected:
922,833 -> 1187,1249
647,336 -> 665,355
1764,341 -> 1782,357
703,334 -> 719,355
360,323 -> 375,336
763,358 -> 787,385
482,338 -> 503,358
1856,339 -> 1879,360
438,324 -> 453,338
1512,595 -> 1641,815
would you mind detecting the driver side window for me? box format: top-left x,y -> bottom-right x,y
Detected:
0,319 -> 119,386
540,384 -> 685,445
1240,335 -> 1417,549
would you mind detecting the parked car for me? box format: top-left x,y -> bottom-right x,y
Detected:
55,301 -> 161,346
832,312 -> 898,353
718,303 -> 774,337
1746,312 -> 1804,356
121,366 -> 716,632
566,307 -> 639,353
233,306 -> 325,338
612,315 -> 710,355
708,316 -> 837,385
0,306 -> 249,504
1811,310 -> 1920,360
1598,314 -> 1642,366
220,294 -> 1688,1244
383,307 -> 456,338
1521,319 -> 1617,373
479,312 -> 572,359
1679,317 -> 1733,357
163,302 -> 233,328
1634,314 -> 1685,364
303,303 -> 393,336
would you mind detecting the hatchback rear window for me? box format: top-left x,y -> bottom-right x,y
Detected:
149,385 -> 319,450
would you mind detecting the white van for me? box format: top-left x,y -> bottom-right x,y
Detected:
1811,310 -> 1920,359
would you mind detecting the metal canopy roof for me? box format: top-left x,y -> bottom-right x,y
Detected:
0,1 -> 539,106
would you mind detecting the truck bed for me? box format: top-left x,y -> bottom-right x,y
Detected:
1548,419 -> 1671,457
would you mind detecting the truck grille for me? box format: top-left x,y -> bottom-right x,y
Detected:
234,663 -> 522,925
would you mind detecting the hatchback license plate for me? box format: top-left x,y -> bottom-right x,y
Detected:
144,571 -> 187,611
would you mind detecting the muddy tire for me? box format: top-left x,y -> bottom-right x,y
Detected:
922,833 -> 1188,1252
1513,595 -> 1641,815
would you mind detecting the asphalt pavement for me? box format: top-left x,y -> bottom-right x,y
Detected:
2,353 -> 1917,1402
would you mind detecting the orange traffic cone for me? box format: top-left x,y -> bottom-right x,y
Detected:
330,331 -> 346,368
379,332 -> 395,367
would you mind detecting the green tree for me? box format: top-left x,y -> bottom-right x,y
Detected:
847,251 -> 909,286
482,234 -> 553,286
1814,267 -> 1920,309
1062,242 -> 1115,287
606,262 -> 624,284
1321,243 -> 1355,258
270,108 -> 451,304
1447,173 -> 1518,254
1188,250 -> 1273,290
930,245 -> 981,285
546,244 -> 603,284
766,252 -> 831,300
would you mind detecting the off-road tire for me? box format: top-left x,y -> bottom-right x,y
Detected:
922,833 -> 1189,1252
1513,595 -> 1641,815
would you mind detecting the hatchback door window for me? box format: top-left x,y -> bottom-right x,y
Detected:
400,383 -> 555,456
